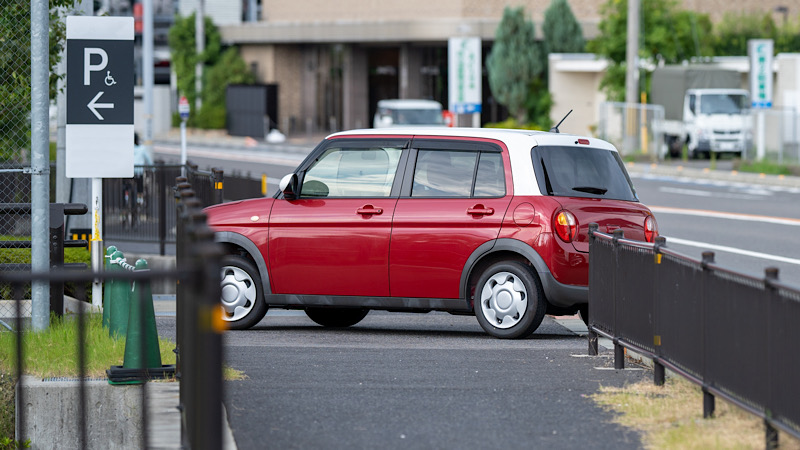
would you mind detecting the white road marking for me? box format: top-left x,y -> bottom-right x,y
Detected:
651,206 -> 800,227
663,236 -> 800,266
658,186 -> 767,199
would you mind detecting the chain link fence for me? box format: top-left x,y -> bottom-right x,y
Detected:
597,102 -> 666,160
747,107 -> 800,164
0,2 -> 38,308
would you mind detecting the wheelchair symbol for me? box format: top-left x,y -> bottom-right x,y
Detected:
104,71 -> 116,86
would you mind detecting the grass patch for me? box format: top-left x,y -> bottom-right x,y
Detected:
733,159 -> 800,176
0,313 -> 176,443
592,376 -> 800,449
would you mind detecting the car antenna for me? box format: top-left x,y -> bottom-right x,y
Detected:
549,109 -> 573,133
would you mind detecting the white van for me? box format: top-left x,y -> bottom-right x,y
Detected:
373,99 -> 445,128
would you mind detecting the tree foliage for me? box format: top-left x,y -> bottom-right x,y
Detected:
0,0 -> 72,162
713,12 -> 800,56
169,13 -> 253,129
486,6 -> 543,123
543,0 -> 585,54
588,0 -> 712,101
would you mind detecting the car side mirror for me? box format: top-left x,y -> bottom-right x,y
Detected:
279,173 -> 298,200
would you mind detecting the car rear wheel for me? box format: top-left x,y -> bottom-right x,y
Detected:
474,261 -> 546,339
220,255 -> 268,330
305,307 -> 369,327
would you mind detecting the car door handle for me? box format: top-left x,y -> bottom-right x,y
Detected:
467,206 -> 494,216
357,205 -> 383,215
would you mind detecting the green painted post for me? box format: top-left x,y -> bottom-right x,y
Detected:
102,246 -> 117,328
108,250 -> 131,338
122,259 -> 163,371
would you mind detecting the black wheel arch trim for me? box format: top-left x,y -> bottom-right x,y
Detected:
214,231 -> 272,295
459,238 -> 587,308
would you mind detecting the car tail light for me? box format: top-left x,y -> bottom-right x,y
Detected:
554,210 -> 578,243
644,215 -> 658,242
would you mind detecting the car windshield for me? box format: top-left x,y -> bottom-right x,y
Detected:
530,145 -> 638,202
388,108 -> 444,125
699,94 -> 748,115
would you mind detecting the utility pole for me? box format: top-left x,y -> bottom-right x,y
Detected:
624,0 -> 640,154
195,0 -> 204,111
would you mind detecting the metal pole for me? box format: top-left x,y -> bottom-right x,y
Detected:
757,110 -> 766,161
195,0 -> 205,111
623,0 -> 640,154
31,0 -> 51,331
91,178 -> 103,308
144,0 -> 154,154
180,119 -> 187,174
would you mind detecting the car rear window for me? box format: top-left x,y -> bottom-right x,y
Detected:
530,145 -> 638,202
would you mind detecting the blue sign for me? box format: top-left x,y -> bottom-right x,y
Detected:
453,103 -> 482,114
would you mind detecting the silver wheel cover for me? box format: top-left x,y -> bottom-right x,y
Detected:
220,265 -> 257,322
479,271 -> 527,329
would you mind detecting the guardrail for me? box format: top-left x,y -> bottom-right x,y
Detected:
587,224 -> 800,447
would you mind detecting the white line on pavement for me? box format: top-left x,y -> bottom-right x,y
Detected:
650,206 -> 800,227
663,236 -> 800,266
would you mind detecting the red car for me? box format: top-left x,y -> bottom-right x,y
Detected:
206,128 -> 657,338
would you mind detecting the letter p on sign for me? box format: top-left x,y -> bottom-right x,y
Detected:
84,48 -> 108,86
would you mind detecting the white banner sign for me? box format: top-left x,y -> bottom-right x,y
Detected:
748,39 -> 773,109
448,37 -> 482,114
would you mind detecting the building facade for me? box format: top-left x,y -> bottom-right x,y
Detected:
191,0 -> 795,135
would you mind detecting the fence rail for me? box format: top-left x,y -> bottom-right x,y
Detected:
0,179 -> 223,449
587,224 -> 800,447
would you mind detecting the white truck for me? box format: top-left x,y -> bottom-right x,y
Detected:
652,66 -> 752,159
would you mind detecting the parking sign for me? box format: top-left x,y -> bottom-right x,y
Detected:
65,16 -> 134,178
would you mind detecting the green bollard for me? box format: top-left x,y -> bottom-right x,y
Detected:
108,250 -> 131,338
121,259 -> 163,373
102,246 -> 117,329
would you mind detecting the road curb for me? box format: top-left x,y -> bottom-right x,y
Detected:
627,162 -> 800,189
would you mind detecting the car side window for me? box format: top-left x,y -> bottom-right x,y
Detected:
301,147 -> 403,198
412,150 -> 477,198
473,152 -> 505,197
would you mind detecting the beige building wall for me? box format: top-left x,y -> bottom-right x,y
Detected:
548,54 -> 608,136
239,45 -> 305,133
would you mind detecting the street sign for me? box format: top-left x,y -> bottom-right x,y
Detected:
748,39 -> 773,109
179,96 -> 190,121
65,16 -> 134,178
448,37 -> 482,114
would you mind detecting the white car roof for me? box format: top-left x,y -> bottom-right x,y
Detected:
376,99 -> 443,110
327,128 -> 620,196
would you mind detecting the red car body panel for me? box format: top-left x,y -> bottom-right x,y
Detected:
267,197 -> 397,296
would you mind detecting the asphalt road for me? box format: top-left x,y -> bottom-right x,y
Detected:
220,312 -> 647,450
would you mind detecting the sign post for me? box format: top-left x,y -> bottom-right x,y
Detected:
66,16 -> 134,308
749,39 -> 773,161
448,37 -> 482,127
179,96 -> 190,173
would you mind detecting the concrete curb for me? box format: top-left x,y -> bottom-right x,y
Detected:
626,162 -> 800,188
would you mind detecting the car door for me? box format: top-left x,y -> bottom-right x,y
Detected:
268,138 -> 408,296
390,138 -> 513,299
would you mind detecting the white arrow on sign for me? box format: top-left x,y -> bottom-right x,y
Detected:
87,91 -> 114,120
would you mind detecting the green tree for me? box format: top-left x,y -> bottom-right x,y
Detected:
543,0 -> 585,54
712,12 -> 785,56
486,6 -> 543,124
168,13 -> 253,128
197,47 -> 255,128
588,0 -> 712,101
0,0 -> 71,162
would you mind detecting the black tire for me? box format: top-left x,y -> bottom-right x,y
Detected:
578,304 -> 589,327
305,307 -> 369,327
220,255 -> 268,330
473,261 -> 546,339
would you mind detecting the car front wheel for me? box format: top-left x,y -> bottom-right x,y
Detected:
220,255 -> 268,330
474,261 -> 546,339
305,307 -> 369,327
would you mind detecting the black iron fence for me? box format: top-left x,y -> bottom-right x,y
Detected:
102,162 -> 222,254
0,179 -> 223,449
587,225 -> 800,447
